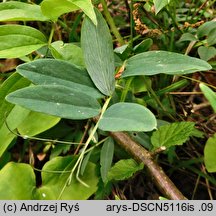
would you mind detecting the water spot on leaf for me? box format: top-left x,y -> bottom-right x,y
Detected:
23,135 -> 29,140
30,65 -> 36,69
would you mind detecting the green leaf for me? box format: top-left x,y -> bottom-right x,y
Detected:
81,8 -> 115,96
122,51 -> 212,78
0,73 -> 31,157
16,59 -> 102,99
197,21 -> 216,39
0,162 -> 36,199
0,25 -> 47,59
108,159 -> 144,181
18,112 -> 60,137
80,151 -> 92,175
131,76 -> 151,93
198,46 -> 216,61
204,134 -> 216,173
34,187 -> 56,200
38,156 -> 98,199
99,102 -> 157,132
153,0 -> 169,14
128,132 -> 152,149
200,83 -> 216,113
41,0 -> 97,24
207,28 -> 216,46
0,73 -> 30,128
151,122 -> 195,148
0,105 -> 30,157
0,1 -> 49,22
178,33 -> 198,42
100,137 -> 115,183
50,41 -> 85,67
6,85 -> 101,120
133,38 -> 153,54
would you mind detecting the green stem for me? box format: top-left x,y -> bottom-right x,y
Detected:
48,23 -> 55,46
120,77 -> 134,102
164,8 -> 183,34
58,96 -> 112,199
143,79 -> 189,100
143,76 -> 166,111
100,0 -> 125,45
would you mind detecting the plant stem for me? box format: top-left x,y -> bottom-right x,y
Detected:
100,0 -> 125,45
48,23 -> 55,46
58,96 -> 112,198
120,77 -> 133,102
109,131 -> 187,200
92,116 -> 187,199
164,8 -> 183,34
143,76 -> 167,112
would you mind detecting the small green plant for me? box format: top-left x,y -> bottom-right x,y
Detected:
0,0 -> 215,200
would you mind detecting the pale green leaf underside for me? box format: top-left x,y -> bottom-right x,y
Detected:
0,73 -> 30,128
0,73 -> 31,157
6,85 -> 101,120
122,51 -> 212,78
0,1 -> 49,21
0,25 -> 47,58
17,59 -> 102,99
0,162 -> 36,200
81,9 -> 115,96
151,122 -> 195,148
204,134 -> 216,173
41,0 -> 96,25
0,105 -> 30,158
0,158 -> 98,200
18,112 -> 60,137
99,102 -> 157,132
39,156 -> 98,199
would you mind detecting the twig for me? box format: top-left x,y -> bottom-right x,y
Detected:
109,131 -> 187,200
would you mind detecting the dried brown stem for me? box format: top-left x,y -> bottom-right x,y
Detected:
109,131 -> 187,200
